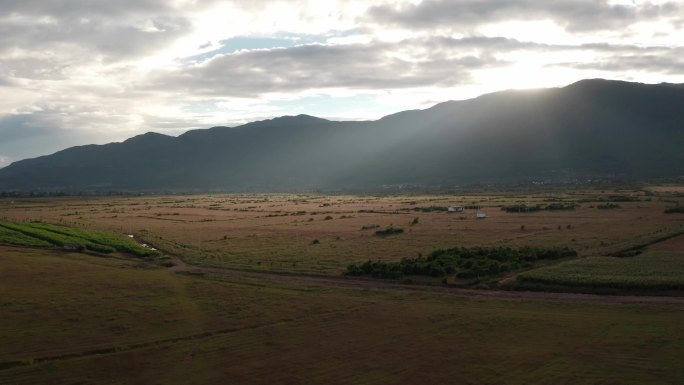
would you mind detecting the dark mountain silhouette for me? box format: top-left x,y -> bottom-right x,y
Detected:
1,79 -> 683,192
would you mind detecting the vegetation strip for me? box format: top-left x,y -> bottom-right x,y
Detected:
516,253 -> 684,291
345,246 -> 577,279
0,220 -> 159,257
608,228 -> 684,257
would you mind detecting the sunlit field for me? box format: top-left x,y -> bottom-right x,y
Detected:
1,188 -> 682,276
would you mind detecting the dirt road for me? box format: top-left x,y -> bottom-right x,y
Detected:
163,254 -> 684,306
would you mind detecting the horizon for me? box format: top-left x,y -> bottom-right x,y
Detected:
0,76 -> 678,168
0,77 -> 612,166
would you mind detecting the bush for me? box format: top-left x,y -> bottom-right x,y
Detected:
413,206 -> 448,212
361,224 -> 380,230
502,203 -> 578,212
502,204 -> 542,213
344,245 -> 578,279
374,227 -> 404,237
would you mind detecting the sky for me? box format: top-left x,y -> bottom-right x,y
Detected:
1,0 -> 683,167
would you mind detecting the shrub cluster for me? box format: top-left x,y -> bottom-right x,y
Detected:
501,203 -> 578,213
579,195 -> 641,203
345,246 -> 577,279
361,224 -> 380,230
374,227 -> 404,237
412,206 -> 448,212
501,205 -> 542,213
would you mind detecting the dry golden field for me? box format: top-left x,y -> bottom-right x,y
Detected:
1,188 -> 682,275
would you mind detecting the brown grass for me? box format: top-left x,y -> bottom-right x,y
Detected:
1,245 -> 684,384
649,234 -> 684,252
1,189 -> 682,275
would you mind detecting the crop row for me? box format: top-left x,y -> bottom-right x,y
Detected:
0,221 -> 159,257
27,222 -> 158,257
0,225 -> 53,247
517,253 -> 684,290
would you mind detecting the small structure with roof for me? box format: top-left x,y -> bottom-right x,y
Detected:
63,243 -> 84,251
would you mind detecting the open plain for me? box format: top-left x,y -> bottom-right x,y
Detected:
1,187 -> 684,384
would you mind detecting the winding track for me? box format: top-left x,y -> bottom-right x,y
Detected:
129,234 -> 684,305
162,251 -> 684,306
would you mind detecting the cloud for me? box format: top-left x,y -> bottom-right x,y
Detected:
0,155 -> 10,168
148,38 -> 507,97
0,113 -> 79,165
0,104 -> 148,164
187,33 -> 335,64
0,76 -> 19,87
553,49 -> 684,74
0,114 -> 52,141
368,0 -> 681,32
0,0 -> 192,69
1,0 -> 174,17
148,33 -> 684,98
0,56 -> 74,81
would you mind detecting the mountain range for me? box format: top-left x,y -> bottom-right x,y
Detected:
1,79 -> 683,192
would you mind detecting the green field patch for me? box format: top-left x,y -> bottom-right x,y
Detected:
0,226 -> 52,247
0,221 -> 159,257
517,252 -> 684,291
27,222 -> 158,257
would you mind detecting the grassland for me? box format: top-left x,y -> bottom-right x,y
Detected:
1,188 -> 684,384
1,187 -> 682,275
1,245 -> 684,384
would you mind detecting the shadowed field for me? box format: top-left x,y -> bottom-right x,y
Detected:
1,245 -> 684,385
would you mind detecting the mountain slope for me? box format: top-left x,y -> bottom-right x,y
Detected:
1,79 -> 683,192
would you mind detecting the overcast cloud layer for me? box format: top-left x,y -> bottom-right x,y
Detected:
1,0 -> 683,166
